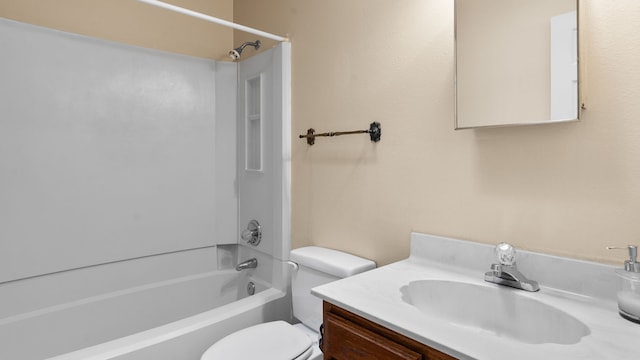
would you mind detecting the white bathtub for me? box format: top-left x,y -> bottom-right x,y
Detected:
0,248 -> 288,360
48,285 -> 286,360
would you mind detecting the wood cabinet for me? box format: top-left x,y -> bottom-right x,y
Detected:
321,301 -> 457,360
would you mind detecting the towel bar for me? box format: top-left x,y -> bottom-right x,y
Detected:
299,122 -> 381,146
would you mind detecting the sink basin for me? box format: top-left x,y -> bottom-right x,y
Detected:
404,280 -> 590,345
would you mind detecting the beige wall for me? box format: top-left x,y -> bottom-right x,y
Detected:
0,0 -> 233,60
234,0 -> 640,266
2,1 -> 640,267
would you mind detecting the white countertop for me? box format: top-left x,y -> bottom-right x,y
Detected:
311,233 -> 640,360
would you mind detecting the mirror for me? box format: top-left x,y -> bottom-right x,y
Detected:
455,0 -> 580,129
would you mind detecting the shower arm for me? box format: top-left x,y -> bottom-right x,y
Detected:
299,122 -> 381,146
235,41 -> 258,52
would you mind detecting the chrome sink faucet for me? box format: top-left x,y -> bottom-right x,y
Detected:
484,243 -> 539,292
236,258 -> 258,271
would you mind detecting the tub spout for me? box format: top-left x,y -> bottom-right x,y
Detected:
236,258 -> 258,271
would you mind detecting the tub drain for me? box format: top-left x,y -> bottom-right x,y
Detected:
247,281 -> 256,295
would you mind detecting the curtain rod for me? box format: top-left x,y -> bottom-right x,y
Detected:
136,0 -> 289,42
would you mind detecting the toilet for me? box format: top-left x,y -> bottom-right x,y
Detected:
201,246 -> 376,360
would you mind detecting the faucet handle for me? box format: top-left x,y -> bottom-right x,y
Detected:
495,243 -> 516,266
241,220 -> 262,246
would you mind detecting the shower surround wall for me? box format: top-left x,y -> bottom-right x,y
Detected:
0,15 -> 237,339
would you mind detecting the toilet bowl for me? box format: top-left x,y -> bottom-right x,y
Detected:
200,246 -> 375,360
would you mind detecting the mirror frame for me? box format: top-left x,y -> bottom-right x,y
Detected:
454,0 -> 582,130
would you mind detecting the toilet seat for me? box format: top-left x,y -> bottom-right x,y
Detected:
201,321 -> 313,360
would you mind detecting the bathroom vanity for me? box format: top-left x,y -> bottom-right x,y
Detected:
322,301 -> 454,360
313,233 -> 640,360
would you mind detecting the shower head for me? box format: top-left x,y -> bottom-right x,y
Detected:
229,40 -> 261,60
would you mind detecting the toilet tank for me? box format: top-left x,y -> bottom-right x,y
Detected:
289,246 -> 376,332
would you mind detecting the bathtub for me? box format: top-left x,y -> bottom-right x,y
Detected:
0,248 -> 288,360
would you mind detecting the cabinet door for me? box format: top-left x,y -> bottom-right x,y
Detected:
323,312 -> 422,360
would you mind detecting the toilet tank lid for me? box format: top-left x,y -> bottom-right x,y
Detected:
290,246 -> 376,278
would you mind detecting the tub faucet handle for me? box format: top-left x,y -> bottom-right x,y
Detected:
241,220 -> 262,246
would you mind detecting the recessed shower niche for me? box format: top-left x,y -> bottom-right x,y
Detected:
246,75 -> 262,171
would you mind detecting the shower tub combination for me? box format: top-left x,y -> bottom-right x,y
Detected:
0,247 -> 288,360
1,4 -> 292,359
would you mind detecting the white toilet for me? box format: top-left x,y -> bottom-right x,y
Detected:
201,246 -> 376,360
